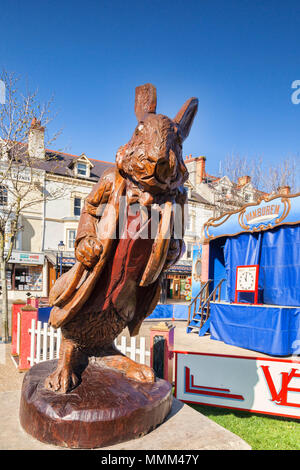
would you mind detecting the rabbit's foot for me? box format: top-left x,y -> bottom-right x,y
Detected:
126,361 -> 155,383
44,363 -> 80,393
100,354 -> 155,384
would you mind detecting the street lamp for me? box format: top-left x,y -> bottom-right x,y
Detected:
57,241 -> 65,277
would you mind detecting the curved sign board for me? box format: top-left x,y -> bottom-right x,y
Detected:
240,199 -> 289,230
204,193 -> 300,241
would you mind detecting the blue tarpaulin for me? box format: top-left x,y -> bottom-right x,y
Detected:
224,224 -> 300,307
39,303 -> 189,324
210,302 -> 300,356
148,304 -> 173,319
148,303 -> 189,320
38,306 -> 52,323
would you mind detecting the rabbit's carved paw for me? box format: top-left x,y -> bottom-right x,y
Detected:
44,365 -> 79,394
100,355 -> 155,384
126,363 -> 155,384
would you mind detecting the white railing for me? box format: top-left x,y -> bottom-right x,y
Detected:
28,319 -> 61,366
27,319 -> 150,367
115,335 -> 150,365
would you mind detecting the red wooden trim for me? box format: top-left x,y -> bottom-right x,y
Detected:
174,350 -> 300,364
185,366 -> 244,400
235,264 -> 259,304
254,264 -> 259,304
191,374 -> 230,392
234,266 -> 238,303
174,351 -> 178,399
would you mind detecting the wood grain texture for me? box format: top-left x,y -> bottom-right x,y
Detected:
19,360 -> 172,449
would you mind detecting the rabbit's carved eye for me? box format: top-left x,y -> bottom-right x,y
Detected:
135,123 -> 144,135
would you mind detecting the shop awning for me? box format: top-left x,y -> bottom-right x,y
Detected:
166,261 -> 192,275
45,252 -> 76,267
45,252 -> 57,266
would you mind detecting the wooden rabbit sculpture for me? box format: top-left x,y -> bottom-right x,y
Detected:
45,84 -> 198,393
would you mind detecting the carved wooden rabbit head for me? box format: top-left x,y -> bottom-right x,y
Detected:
116,83 -> 198,196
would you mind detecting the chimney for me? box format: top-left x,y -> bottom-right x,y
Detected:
196,156 -> 206,184
238,175 -> 251,186
28,117 -> 45,159
277,185 -> 290,195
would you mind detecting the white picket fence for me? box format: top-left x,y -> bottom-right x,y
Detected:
27,319 -> 150,367
28,319 -> 61,366
115,335 -> 149,365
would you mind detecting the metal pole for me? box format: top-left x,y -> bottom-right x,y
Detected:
60,252 -> 62,277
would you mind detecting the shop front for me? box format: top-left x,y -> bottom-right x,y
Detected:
163,263 -> 192,302
2,251 -> 45,301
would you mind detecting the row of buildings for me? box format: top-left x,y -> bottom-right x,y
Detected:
0,119 -> 263,303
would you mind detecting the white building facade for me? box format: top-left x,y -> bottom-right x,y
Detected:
1,121 -> 113,301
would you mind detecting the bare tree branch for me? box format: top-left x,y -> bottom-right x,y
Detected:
0,70 -> 69,341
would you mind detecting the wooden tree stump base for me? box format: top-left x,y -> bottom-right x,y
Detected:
19,359 -> 172,449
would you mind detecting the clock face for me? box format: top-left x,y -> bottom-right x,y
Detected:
236,266 -> 258,291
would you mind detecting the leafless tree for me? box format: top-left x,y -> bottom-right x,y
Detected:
0,70 -> 65,342
218,153 -> 300,194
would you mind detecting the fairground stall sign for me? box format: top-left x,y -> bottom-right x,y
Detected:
175,351 -> 300,419
203,192 -> 300,241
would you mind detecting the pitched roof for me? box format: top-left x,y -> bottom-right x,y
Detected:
5,143 -> 115,182
190,190 -> 212,206
43,149 -> 114,182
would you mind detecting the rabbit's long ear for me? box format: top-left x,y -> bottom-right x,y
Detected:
135,83 -> 157,121
174,97 -> 198,141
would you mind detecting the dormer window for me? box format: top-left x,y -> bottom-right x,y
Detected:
69,153 -> 94,179
77,162 -> 87,176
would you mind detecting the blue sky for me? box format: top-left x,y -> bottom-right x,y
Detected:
1,0 -> 300,177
